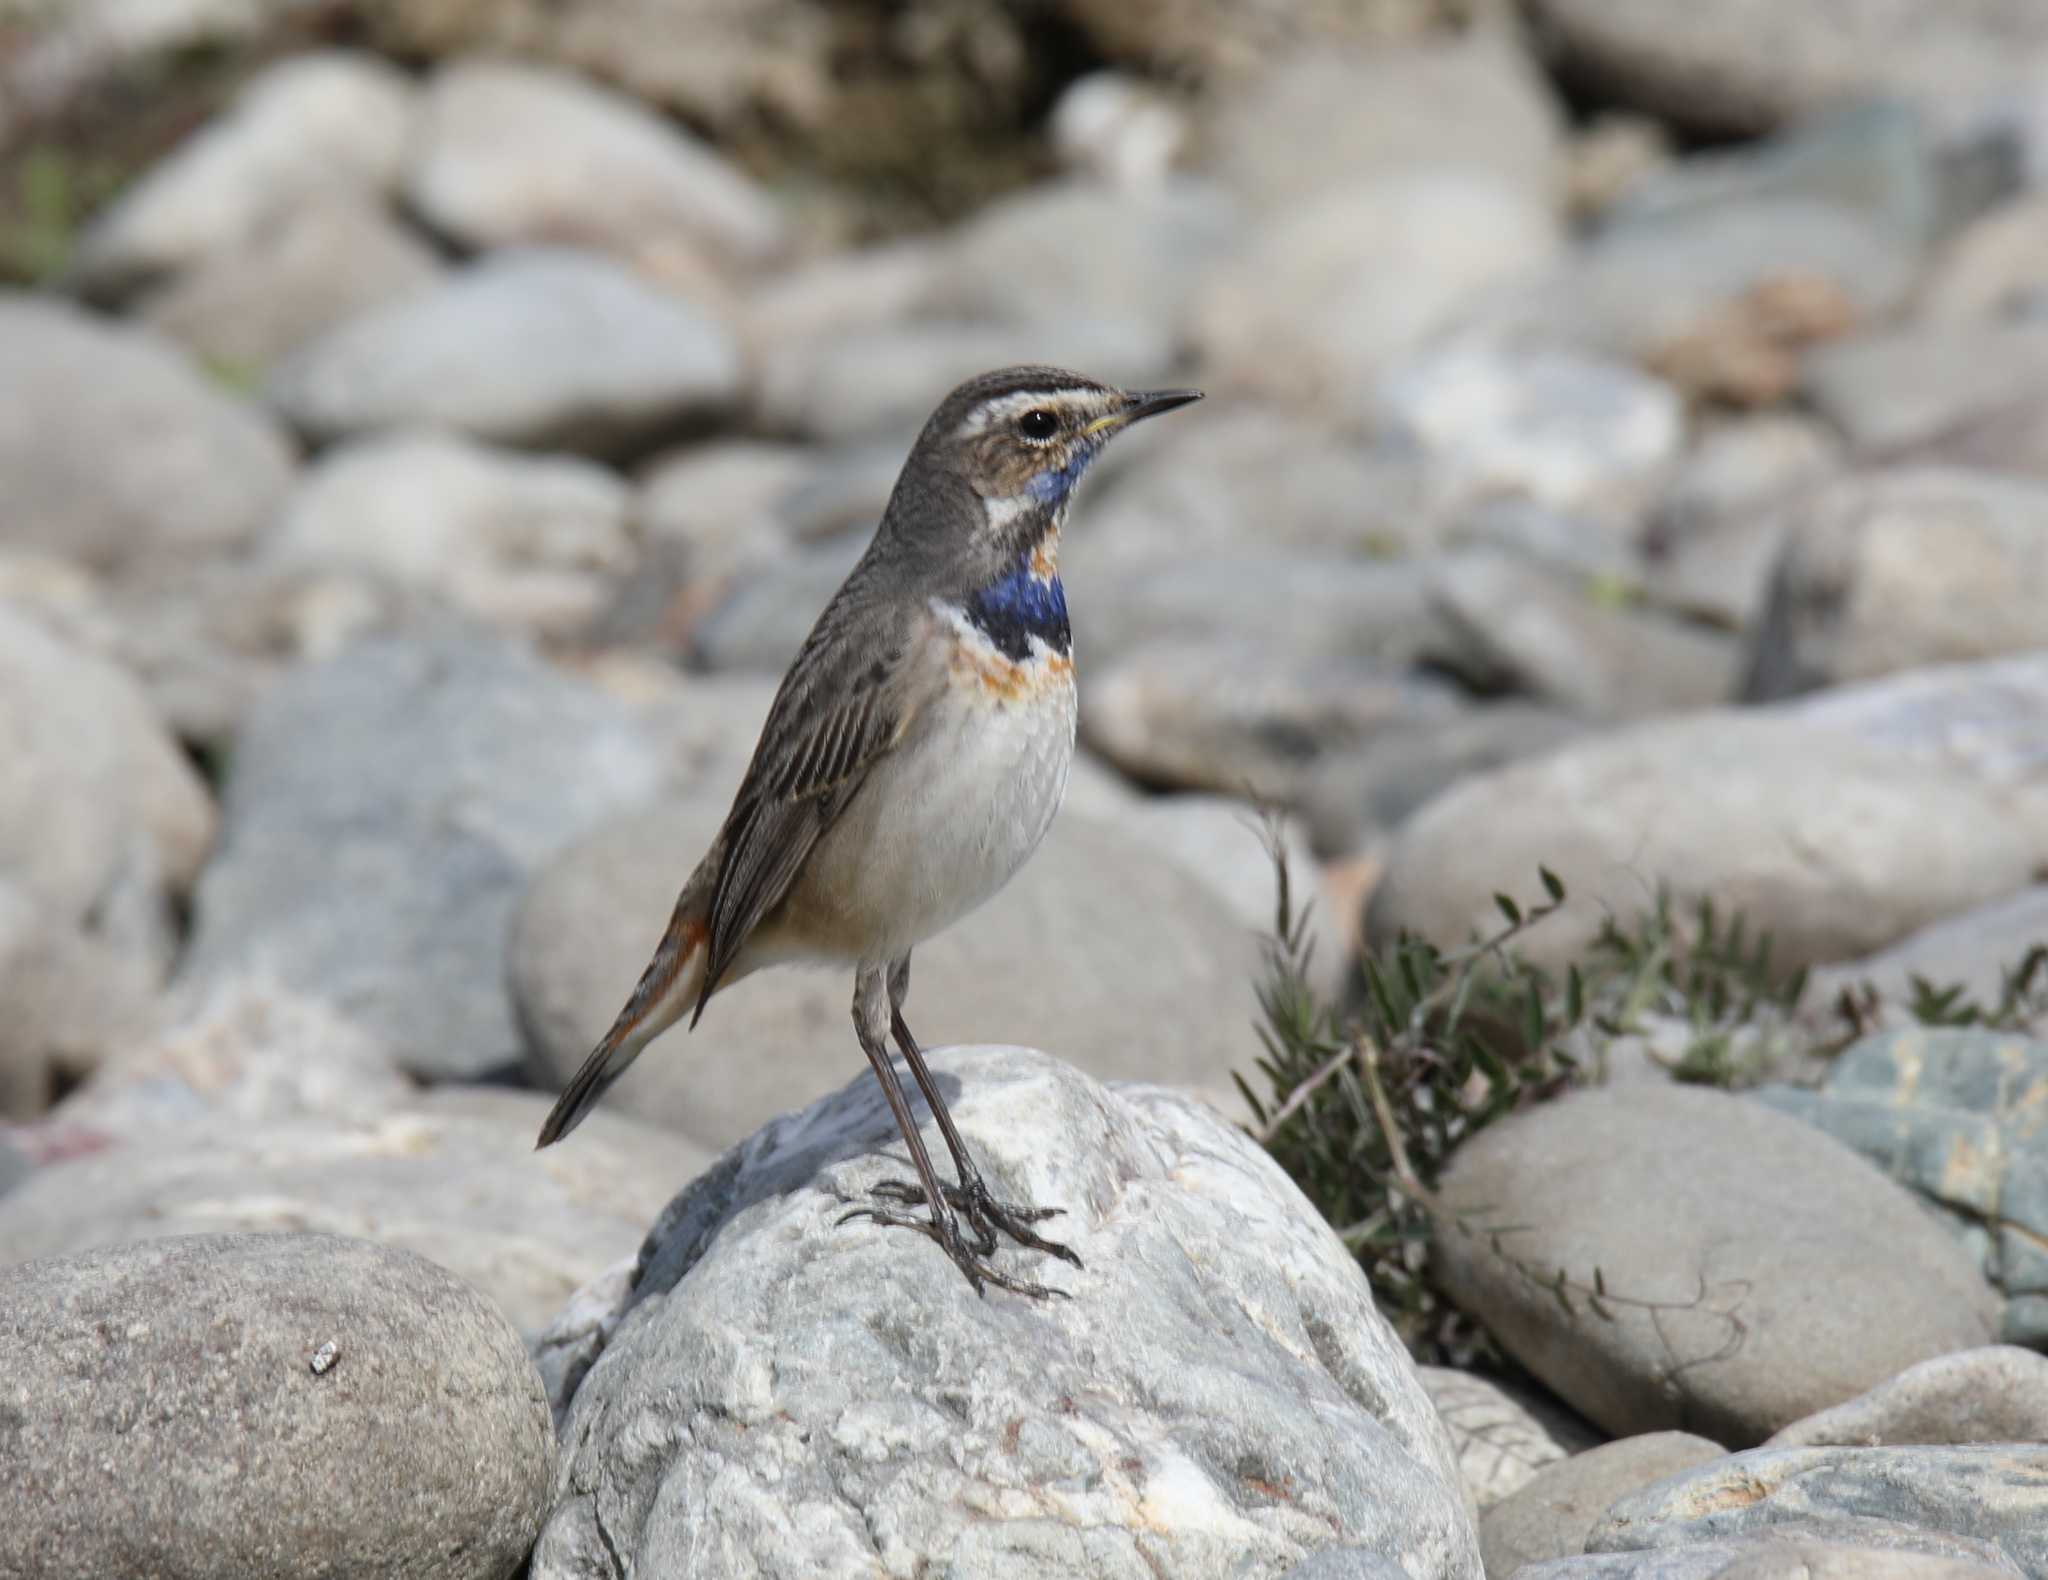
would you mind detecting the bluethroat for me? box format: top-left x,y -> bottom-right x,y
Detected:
536,366 -> 1203,1297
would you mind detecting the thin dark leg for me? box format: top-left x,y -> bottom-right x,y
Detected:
836,963 -> 1063,1299
872,954 -> 1081,1269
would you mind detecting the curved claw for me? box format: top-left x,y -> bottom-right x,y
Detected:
839,1202 -> 1068,1301
866,1176 -> 1083,1270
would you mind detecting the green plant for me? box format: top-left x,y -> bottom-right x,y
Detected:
1237,835 -> 1811,1363
1237,830 -> 1579,1362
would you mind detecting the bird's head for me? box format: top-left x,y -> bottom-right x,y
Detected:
903,366 -> 1202,556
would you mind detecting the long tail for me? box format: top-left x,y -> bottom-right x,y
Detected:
535,889 -> 710,1148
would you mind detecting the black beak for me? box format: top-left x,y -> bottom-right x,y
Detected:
1121,388 -> 1204,426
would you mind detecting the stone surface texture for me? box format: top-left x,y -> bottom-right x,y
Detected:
533,1047 -> 1481,1580
1431,1085 -> 2000,1446
0,1232 -> 555,1580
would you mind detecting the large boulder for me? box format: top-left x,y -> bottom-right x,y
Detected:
1368,658 -> 2048,972
532,1046 -> 1481,1579
1430,1086 -> 2000,1445
0,1232 -> 554,1580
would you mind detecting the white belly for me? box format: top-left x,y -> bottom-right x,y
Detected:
781,645 -> 1077,964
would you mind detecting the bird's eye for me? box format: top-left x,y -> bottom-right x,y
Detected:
1017,408 -> 1059,442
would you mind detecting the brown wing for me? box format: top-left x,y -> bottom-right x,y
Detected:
691,605 -> 931,1019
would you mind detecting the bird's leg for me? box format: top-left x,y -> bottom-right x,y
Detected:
836,962 -> 1064,1299
866,954 -> 1082,1269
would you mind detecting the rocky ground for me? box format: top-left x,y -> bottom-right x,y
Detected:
2,1 -> 2047,1577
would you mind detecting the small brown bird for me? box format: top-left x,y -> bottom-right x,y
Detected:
536,366 -> 1202,1295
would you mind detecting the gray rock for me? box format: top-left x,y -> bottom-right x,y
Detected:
737,239 -> 940,361
0,295 -> 297,571
52,976 -> 411,1139
1602,101 -> 1943,255
1755,1027 -> 2048,1345
1054,0 -> 1467,80
48,555 -> 435,753
1431,1085 -> 2000,1445
267,246 -> 741,455
1642,415 -> 1843,629
1766,1346 -> 2048,1449
1743,468 -> 2048,700
265,430 -> 633,638
179,632 -> 667,1080
1074,553 -> 1449,674
1475,200 -> 1915,405
0,1088 -> 711,1343
1805,887 -> 2048,1031
513,805 -> 1262,1150
1519,0 -> 2048,136
1418,1366 -> 1580,1511
138,193 -> 444,378
1518,1540 -> 2018,1578
359,0 -> 834,132
532,1046 -> 1480,1579
635,437 -> 817,583
1071,404 -> 1438,562
1282,1552 -> 1414,1580
924,176 -> 1236,350
2,0 -> 305,128
68,50 -> 415,301
1300,704 -> 1586,854
405,58 -> 786,272
1368,658 -> 2048,973
0,1231 -> 553,1580
0,607 -> 215,936
1919,193 -> 2048,322
0,879 -> 158,1120
754,316 -> 1173,442
1424,553 -> 1738,721
1802,323 -> 2048,456
686,529 -> 869,673
1209,35 -> 1566,214
1588,1445 -> 2048,1575
1081,640 -> 1465,803
1191,171 -> 1562,421
1376,341 -> 1684,536
1481,1433 -> 1730,1578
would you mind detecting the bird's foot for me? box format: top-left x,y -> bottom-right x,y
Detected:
868,1176 -> 1083,1269
838,1199 -> 1068,1300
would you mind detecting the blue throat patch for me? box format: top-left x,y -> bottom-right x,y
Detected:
966,554 -> 1070,663
1025,444 -> 1099,507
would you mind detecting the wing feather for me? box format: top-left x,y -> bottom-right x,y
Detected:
692,604 -> 930,1016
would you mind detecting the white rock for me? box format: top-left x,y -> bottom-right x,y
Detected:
1190,171 -> 1563,419
532,1047 -> 1482,1580
405,59 -> 786,273
266,247 -> 742,454
267,431 -> 632,637
1376,338 -> 1684,532
70,50 -> 416,301
1050,71 -> 1189,189
138,194 -> 444,377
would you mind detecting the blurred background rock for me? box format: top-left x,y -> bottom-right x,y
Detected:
2,5 -> 2047,1575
